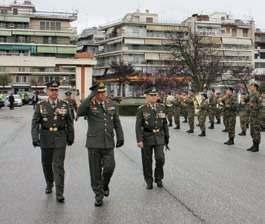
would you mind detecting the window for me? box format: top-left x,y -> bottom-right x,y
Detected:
40,21 -> 45,30
16,76 -> 20,83
23,76 -> 27,83
43,37 -> 57,44
56,22 -> 61,30
50,21 -> 56,30
0,37 -> 6,43
243,29 -> 248,37
13,8 -> 18,15
45,21 -> 50,30
232,28 -> 237,37
146,17 -> 153,23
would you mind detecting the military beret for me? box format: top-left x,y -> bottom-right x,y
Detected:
249,82 -> 259,89
47,80 -> 60,89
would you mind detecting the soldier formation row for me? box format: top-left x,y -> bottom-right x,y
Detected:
163,84 -> 262,152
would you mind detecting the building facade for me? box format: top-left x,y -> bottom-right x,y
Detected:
255,30 -> 265,75
182,13 -> 255,71
78,10 -> 189,96
0,1 -> 77,92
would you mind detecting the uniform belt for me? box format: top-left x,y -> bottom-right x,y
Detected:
42,127 -> 64,132
144,128 -> 161,133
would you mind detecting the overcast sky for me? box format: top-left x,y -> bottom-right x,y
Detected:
1,0 -> 264,33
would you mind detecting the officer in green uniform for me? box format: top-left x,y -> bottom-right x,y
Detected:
136,87 -> 169,190
247,83 -> 262,152
208,89 -> 217,129
198,93 -> 209,137
77,82 -> 124,207
64,91 -> 78,121
223,88 -> 237,145
31,81 -> 74,203
238,92 -> 250,136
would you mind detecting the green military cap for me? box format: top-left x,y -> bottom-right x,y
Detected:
144,86 -> 158,95
89,82 -> 106,93
47,80 -> 60,89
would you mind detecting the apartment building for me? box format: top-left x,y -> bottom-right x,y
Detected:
255,30 -> 265,75
94,10 -> 188,76
182,13 -> 255,70
77,27 -> 104,56
0,0 -> 77,92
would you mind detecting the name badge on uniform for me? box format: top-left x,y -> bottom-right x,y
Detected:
158,112 -> 166,118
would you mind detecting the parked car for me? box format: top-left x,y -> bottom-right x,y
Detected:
5,94 -> 23,107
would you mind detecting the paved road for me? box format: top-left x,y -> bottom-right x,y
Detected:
1,106 -> 265,224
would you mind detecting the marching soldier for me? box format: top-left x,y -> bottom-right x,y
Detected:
31,81 -> 74,203
136,87 -> 169,190
165,92 -> 175,127
77,82 -> 124,207
184,90 -> 195,133
238,92 -> 250,136
223,88 -> 237,145
220,92 -> 229,132
208,89 -> 217,129
64,91 -> 78,121
173,92 -> 182,129
215,92 -> 222,124
181,92 -> 188,123
247,83 -> 262,152
198,93 -> 209,137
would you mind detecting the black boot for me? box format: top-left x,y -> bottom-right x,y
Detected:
238,131 -> 246,136
224,138 -> 234,145
247,142 -> 254,151
168,122 -> 172,127
174,125 -> 180,130
186,129 -> 194,133
251,142 -> 260,152
216,119 -> 221,124
198,131 -> 206,137
103,185 -> 110,197
45,183 -> 53,194
208,123 -> 214,129
222,129 -> 228,132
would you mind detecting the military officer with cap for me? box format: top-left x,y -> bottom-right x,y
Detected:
31,80 -> 74,203
136,86 -> 169,190
77,82 -> 124,207
64,90 -> 78,121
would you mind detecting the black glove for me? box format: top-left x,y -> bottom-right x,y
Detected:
165,136 -> 169,145
116,140 -> 124,148
33,140 -> 40,147
67,141 -> 73,146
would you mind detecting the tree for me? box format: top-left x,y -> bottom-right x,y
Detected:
0,74 -> 12,87
229,66 -> 254,93
110,60 -> 135,96
168,33 -> 225,92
